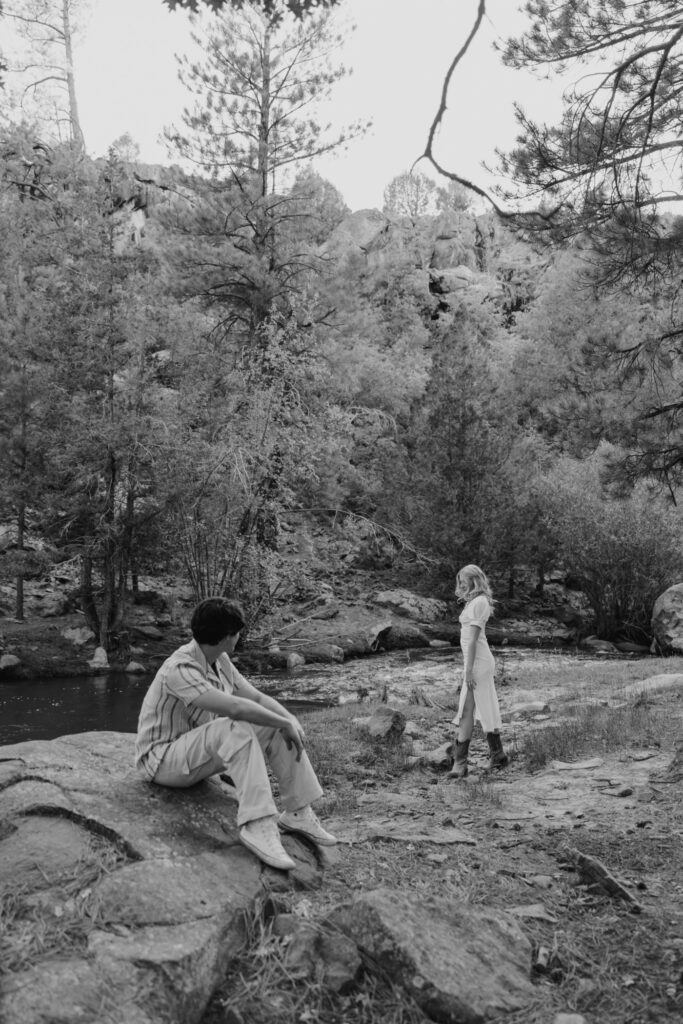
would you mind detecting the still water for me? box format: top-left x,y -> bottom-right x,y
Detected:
0,674 -> 154,746
0,673 -> 319,747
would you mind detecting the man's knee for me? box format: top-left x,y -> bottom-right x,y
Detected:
212,718 -> 260,763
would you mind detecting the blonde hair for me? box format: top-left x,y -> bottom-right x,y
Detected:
455,564 -> 494,606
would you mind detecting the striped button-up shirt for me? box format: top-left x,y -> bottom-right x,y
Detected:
134,638 -> 248,780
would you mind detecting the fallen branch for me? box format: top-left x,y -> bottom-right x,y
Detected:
562,846 -> 644,913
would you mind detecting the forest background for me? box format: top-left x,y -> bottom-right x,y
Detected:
2,0 -> 683,654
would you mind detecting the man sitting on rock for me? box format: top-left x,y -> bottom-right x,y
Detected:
135,597 -> 336,870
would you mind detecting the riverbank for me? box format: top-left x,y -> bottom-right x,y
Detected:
0,586 -> 630,687
3,655 -> 683,1024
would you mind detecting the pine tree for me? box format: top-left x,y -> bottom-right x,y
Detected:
3,0 -> 86,147
165,1 -> 364,348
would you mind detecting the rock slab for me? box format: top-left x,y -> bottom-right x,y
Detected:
326,887 -> 534,1022
0,731 -> 318,1024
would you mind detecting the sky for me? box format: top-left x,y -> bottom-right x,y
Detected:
69,0 -> 564,213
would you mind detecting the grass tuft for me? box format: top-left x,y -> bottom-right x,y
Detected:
521,699 -> 669,771
0,834 -> 127,976
202,907 -> 429,1024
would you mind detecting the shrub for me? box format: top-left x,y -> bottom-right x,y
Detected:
536,454 -> 683,640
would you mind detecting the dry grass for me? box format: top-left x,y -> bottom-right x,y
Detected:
205,661 -> 683,1024
0,834 -> 126,976
521,699 -> 671,771
458,777 -> 506,808
202,910 -> 429,1024
504,653 -> 683,699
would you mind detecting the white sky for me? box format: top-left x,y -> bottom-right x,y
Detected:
70,0 -> 563,212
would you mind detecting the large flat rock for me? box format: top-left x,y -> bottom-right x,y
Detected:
0,731 -> 319,1024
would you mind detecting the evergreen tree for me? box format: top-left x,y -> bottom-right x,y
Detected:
0,131 -> 59,617
3,0 -> 86,147
409,302 -> 514,572
166,1 -> 364,348
500,2 -> 683,224
0,133 -> 182,646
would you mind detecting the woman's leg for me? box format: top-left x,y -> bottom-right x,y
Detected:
457,688 -> 476,741
447,686 -> 475,779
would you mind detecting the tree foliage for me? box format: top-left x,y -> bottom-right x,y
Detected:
383,171 -> 438,220
536,451 -> 683,640
500,2 -> 683,221
491,3 -> 683,485
3,0 -> 86,146
165,2 -> 362,346
163,0 -> 340,20
2,0 -> 680,645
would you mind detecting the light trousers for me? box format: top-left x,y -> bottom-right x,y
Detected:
152,717 -> 323,827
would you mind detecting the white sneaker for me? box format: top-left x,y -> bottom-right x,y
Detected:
279,805 -> 337,846
240,816 -> 296,871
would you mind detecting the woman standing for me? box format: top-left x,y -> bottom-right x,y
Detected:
448,564 -> 509,780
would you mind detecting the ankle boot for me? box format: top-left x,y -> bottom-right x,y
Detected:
486,731 -> 509,769
446,738 -> 470,779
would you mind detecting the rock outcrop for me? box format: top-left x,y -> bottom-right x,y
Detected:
651,582 -> 683,653
326,888 -> 534,1022
0,732 -> 320,1024
321,208 -> 502,316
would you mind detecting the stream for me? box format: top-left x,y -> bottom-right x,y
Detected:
0,645 -> 619,747
0,670 -> 339,746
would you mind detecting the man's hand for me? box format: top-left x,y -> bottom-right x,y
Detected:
282,718 -> 305,761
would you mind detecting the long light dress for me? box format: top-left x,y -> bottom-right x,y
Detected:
454,594 -> 503,734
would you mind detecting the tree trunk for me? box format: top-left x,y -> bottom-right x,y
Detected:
80,552 -> 100,637
100,449 -> 119,649
62,0 -> 85,149
15,503 -> 25,621
14,399 -> 27,622
537,563 -> 545,594
117,483 -> 136,623
258,24 -> 271,201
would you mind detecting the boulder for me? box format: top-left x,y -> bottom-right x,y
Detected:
271,914 -> 361,993
31,591 -> 70,617
424,741 -> 453,769
124,661 -> 147,674
364,705 -> 406,740
298,643 -> 344,664
614,641 -> 650,654
376,622 -> 430,650
429,264 -> 475,294
372,589 -> 449,623
87,646 -> 109,672
326,888 -> 534,1022
429,216 -> 475,269
507,701 -> 551,718
132,624 -> 165,641
0,732 -> 319,1024
652,583 -> 683,653
321,208 -> 388,256
62,626 -> 96,646
580,636 -> 619,654
0,653 -> 22,675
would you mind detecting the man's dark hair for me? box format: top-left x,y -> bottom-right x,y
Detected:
191,598 -> 246,645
